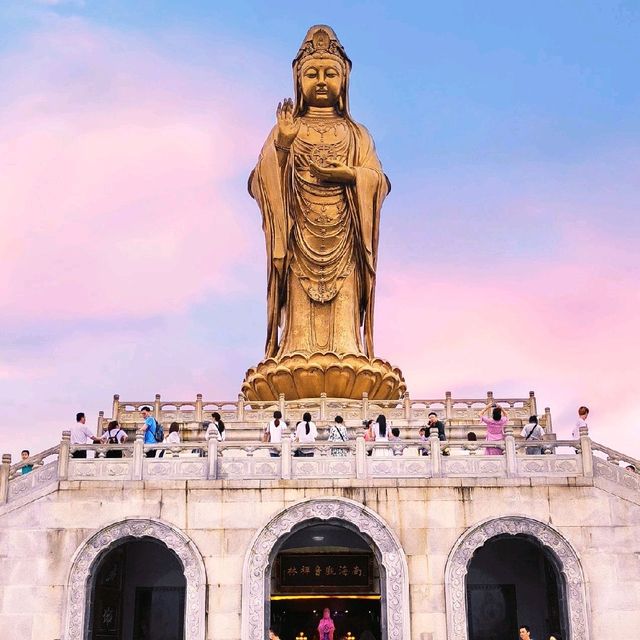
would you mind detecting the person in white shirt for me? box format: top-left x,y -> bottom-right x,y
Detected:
265,411 -> 287,457
208,412 -> 226,441
71,412 -> 101,458
521,415 -> 545,455
372,414 -> 391,457
572,405 -> 589,439
165,422 -> 181,444
101,420 -> 128,458
295,412 -> 317,457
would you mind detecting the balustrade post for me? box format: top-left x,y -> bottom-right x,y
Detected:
529,391 -> 537,417
281,437 -> 292,479
237,393 -> 245,421
196,394 -> 203,423
355,435 -> 367,479
362,392 -> 369,421
58,431 -> 71,480
579,425 -> 593,478
154,394 -> 161,421
429,433 -> 442,477
133,431 -> 144,480
97,411 -> 105,437
544,407 -> 553,434
487,390 -> 494,406
445,391 -> 452,422
0,454 -> 11,504
320,393 -> 327,421
504,425 -> 517,477
403,391 -> 411,420
112,394 -> 120,421
279,393 -> 286,419
207,438 -> 218,479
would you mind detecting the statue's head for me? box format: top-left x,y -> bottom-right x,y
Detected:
293,25 -> 352,116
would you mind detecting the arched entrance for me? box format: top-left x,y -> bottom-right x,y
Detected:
444,516 -> 589,640
63,518 -> 206,640
241,498 -> 410,640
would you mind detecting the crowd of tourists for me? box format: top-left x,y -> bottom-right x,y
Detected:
13,402 -> 636,472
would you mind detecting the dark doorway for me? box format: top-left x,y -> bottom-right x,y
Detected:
88,537 -> 186,640
466,535 -> 567,640
270,523 -> 383,640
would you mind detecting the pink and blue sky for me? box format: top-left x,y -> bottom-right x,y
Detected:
1,0 -> 639,459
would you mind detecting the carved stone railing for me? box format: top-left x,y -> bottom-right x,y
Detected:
4,426 -> 638,508
100,391 -> 551,441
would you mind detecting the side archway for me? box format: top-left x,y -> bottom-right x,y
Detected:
241,497 -> 410,640
62,517 -> 207,640
444,515 -> 590,640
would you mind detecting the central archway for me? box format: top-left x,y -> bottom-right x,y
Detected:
241,498 -> 410,640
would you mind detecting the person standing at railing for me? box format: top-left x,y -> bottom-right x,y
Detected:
20,450 -> 33,475
426,412 -> 446,441
140,406 -> 161,458
295,412 -> 318,457
521,415 -> 544,455
328,415 -> 349,457
372,414 -> 392,457
265,410 -> 287,457
71,412 -> 101,458
479,403 -> 509,456
100,420 -> 128,458
572,406 -> 589,439
207,412 -> 226,441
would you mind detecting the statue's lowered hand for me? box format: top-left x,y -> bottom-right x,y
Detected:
309,160 -> 356,184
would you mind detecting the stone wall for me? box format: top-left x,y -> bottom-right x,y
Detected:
0,476 -> 639,639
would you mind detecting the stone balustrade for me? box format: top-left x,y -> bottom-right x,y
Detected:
4,425 -> 640,508
99,391 -> 552,441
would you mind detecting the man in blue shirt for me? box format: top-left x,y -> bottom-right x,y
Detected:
20,450 -> 33,475
141,406 -> 159,457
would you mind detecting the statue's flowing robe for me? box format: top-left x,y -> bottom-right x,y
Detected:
249,119 -> 389,359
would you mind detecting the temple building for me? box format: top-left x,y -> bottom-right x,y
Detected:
1,391 -> 639,639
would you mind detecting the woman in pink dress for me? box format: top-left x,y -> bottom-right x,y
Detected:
478,403 -> 509,455
318,608 -> 335,640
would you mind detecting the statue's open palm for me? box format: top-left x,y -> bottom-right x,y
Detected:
276,98 -> 300,148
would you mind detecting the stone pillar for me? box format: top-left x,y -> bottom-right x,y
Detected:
133,431 -> 144,480
154,394 -> 161,421
112,394 -> 120,421
445,391 -> 453,422
429,433 -> 442,477
579,425 -> 593,478
544,406 -> 553,434
207,438 -> 218,479
195,394 -> 203,423
58,431 -> 71,481
362,392 -> 369,421
504,425 -> 517,477
0,454 -> 11,504
237,393 -> 245,421
403,391 -> 411,420
320,393 -> 327,421
529,390 -> 537,417
281,437 -> 292,480
355,435 -> 367,479
279,393 -> 286,419
97,411 -> 105,437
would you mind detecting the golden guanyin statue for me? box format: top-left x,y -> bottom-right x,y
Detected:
241,25 -> 406,401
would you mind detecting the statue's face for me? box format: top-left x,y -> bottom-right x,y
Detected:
300,58 -> 343,108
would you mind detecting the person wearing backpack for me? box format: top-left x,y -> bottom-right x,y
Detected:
521,415 -> 544,455
101,420 -> 128,458
141,406 -> 162,458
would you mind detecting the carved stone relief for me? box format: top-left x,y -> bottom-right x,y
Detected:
241,497 -> 410,640
444,516 -> 589,640
63,517 -> 206,640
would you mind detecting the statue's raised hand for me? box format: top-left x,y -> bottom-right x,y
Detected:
275,98 -> 299,149
309,160 -> 356,185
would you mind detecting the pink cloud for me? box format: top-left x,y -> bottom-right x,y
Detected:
0,17 -> 265,321
375,232 -> 640,454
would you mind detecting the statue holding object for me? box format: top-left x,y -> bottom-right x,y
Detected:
242,25 -> 406,401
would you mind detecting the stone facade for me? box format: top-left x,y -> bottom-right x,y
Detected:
1,468 -> 639,639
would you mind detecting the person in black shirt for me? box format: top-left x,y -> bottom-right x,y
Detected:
426,412 -> 446,441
